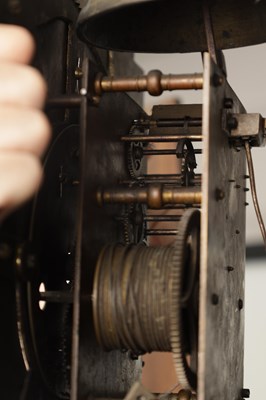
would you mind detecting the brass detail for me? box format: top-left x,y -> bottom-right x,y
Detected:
74,67 -> 83,79
94,71 -> 203,96
97,185 -> 202,209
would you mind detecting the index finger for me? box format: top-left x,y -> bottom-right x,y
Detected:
0,24 -> 35,64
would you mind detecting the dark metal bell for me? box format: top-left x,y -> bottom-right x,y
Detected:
77,0 -> 266,53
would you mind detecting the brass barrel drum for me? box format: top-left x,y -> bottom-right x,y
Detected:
93,209 -> 200,390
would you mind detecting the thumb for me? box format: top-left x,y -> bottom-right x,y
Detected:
0,24 -> 35,64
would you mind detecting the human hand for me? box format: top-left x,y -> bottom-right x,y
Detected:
0,24 -> 51,220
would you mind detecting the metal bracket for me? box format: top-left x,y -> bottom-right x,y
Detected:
224,112 -> 266,147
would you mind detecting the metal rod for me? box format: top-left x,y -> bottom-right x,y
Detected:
121,179 -> 183,185
139,173 -> 201,179
244,141 -> 266,249
142,149 -> 202,156
95,71 -> 203,96
146,229 -> 178,236
162,204 -> 201,210
144,215 -> 181,222
121,179 -> 181,185
47,95 -> 83,108
156,119 -> 202,127
191,183 -> 202,187
121,135 -> 203,142
71,57 -> 89,400
83,394 -> 190,400
143,149 -> 178,156
39,291 -> 73,304
154,205 -> 186,210
97,185 -> 202,209
141,179 -> 182,185
141,174 -> 181,178
39,291 -> 91,304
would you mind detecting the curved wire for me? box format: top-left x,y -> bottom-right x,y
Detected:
244,141 -> 266,249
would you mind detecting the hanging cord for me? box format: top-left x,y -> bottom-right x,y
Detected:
244,141 -> 266,249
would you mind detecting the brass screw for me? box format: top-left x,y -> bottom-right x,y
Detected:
75,66 -> 83,79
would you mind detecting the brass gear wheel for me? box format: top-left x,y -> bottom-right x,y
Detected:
127,141 -> 144,178
176,139 -> 197,187
127,124 -> 145,179
122,204 -> 146,245
170,208 -> 200,391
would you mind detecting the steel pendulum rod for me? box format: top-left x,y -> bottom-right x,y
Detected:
244,141 -> 266,248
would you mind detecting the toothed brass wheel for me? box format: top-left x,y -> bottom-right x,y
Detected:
127,141 -> 144,178
127,124 -> 145,178
170,208 -> 200,390
176,139 -> 197,187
